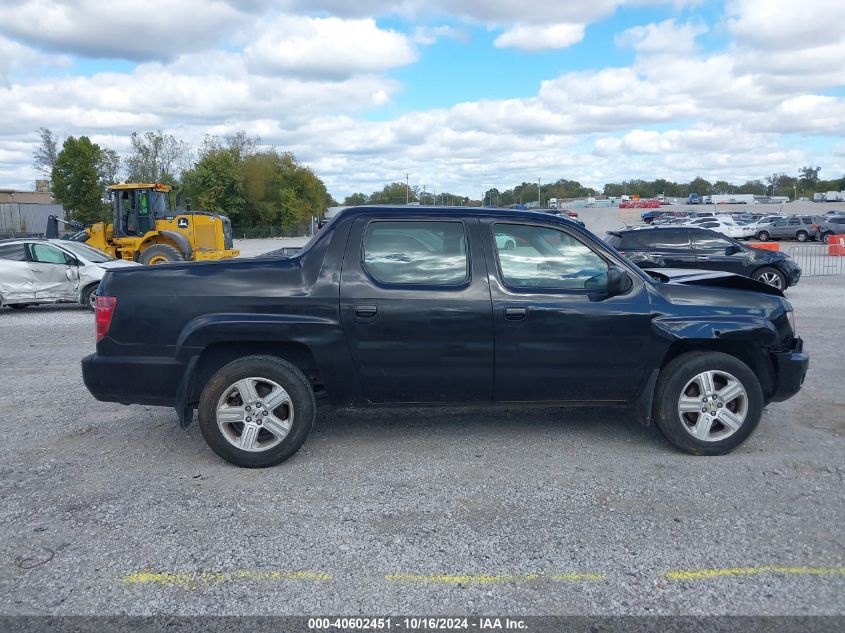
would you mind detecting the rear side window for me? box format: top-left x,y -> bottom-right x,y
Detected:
615,232 -> 653,249
0,243 -> 26,261
829,218 -> 845,225
363,221 -> 467,286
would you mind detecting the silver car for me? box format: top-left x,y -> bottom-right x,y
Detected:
0,238 -> 139,311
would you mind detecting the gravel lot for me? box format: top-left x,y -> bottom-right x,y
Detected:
0,258 -> 843,616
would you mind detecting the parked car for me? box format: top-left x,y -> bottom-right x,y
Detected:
754,216 -> 819,242
641,210 -> 668,224
0,238 -> 139,310
495,232 -> 517,250
816,215 -> 845,243
82,206 -> 807,466
683,218 -> 753,240
605,226 -> 801,290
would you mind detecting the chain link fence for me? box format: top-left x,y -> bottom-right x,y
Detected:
787,244 -> 845,277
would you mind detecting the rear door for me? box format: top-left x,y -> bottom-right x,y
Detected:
339,215 -> 494,403
485,219 -> 651,402
25,243 -> 79,301
0,243 -> 35,303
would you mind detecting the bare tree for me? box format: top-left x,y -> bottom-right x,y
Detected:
33,127 -> 59,177
126,130 -> 192,183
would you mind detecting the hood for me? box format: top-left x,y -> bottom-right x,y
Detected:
97,259 -> 141,270
642,267 -> 784,296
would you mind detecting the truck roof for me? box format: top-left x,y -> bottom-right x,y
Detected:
331,204 -> 585,226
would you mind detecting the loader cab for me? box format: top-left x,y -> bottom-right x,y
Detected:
111,184 -> 171,237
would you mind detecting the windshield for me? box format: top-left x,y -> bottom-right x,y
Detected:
58,241 -> 114,263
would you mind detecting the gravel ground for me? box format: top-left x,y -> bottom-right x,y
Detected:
0,274 -> 842,616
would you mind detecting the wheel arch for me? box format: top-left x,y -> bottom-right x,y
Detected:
181,341 -> 323,427
140,231 -> 193,259
658,339 -> 776,400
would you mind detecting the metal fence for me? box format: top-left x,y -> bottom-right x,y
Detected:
788,245 -> 845,276
0,203 -> 65,238
232,220 -> 316,240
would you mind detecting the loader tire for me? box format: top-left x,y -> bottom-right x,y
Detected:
140,244 -> 184,265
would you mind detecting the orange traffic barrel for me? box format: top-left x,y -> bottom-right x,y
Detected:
828,235 -> 845,256
750,242 -> 779,252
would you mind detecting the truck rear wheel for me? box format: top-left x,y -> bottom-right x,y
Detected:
140,244 -> 184,265
652,352 -> 763,456
197,355 -> 316,468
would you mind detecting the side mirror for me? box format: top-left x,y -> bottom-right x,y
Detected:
725,244 -> 742,255
607,265 -> 633,297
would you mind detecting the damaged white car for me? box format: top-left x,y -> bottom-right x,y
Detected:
0,238 -> 139,311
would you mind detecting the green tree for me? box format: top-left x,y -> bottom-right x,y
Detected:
126,130 -> 191,184
181,135 -> 248,224
51,136 -> 116,224
343,193 -> 368,206
799,166 -> 820,186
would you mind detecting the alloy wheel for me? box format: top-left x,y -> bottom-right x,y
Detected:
677,370 -> 748,442
757,271 -> 783,288
216,377 -> 294,452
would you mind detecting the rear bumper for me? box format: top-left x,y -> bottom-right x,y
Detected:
81,353 -> 184,406
768,337 -> 809,402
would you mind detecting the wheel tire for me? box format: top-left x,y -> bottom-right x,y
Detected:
757,230 -> 770,241
822,232 -> 831,245
197,355 -> 316,468
505,240 -> 515,250
140,244 -> 184,265
751,266 -> 786,289
653,352 -> 763,456
796,230 -> 808,242
81,284 -> 98,311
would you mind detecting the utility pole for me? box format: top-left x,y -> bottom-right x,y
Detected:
405,173 -> 409,205
422,184 -> 426,205
538,178 -> 541,208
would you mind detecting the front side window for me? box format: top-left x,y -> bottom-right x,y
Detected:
650,230 -> 691,249
493,223 -> 609,291
28,243 -> 72,264
363,221 -> 467,286
693,233 -> 733,251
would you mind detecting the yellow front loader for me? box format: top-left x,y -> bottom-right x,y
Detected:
81,183 -> 238,265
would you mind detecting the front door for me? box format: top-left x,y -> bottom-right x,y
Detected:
691,231 -> 747,275
340,216 -> 494,403
485,220 -> 652,403
25,243 -> 78,301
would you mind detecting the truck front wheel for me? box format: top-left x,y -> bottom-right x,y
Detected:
197,355 -> 316,468
140,244 -> 184,265
652,352 -> 763,455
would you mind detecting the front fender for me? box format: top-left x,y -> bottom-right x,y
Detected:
152,230 -> 193,259
652,315 -> 780,346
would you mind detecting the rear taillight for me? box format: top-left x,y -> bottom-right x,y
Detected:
96,296 -> 117,342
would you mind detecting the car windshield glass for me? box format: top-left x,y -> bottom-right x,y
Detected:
58,241 -> 113,263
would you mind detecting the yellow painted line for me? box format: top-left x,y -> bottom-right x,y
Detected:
122,570 -> 332,587
384,572 -> 605,584
666,566 -> 845,581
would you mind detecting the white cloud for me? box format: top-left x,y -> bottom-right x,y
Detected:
245,16 -> 417,79
494,23 -> 585,51
0,0 -> 245,61
615,19 -> 707,53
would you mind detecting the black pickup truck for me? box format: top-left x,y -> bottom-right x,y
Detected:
82,206 -> 808,467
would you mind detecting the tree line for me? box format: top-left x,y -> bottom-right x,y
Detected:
33,129 -> 336,229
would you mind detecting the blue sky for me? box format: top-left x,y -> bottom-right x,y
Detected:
0,0 -> 843,198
